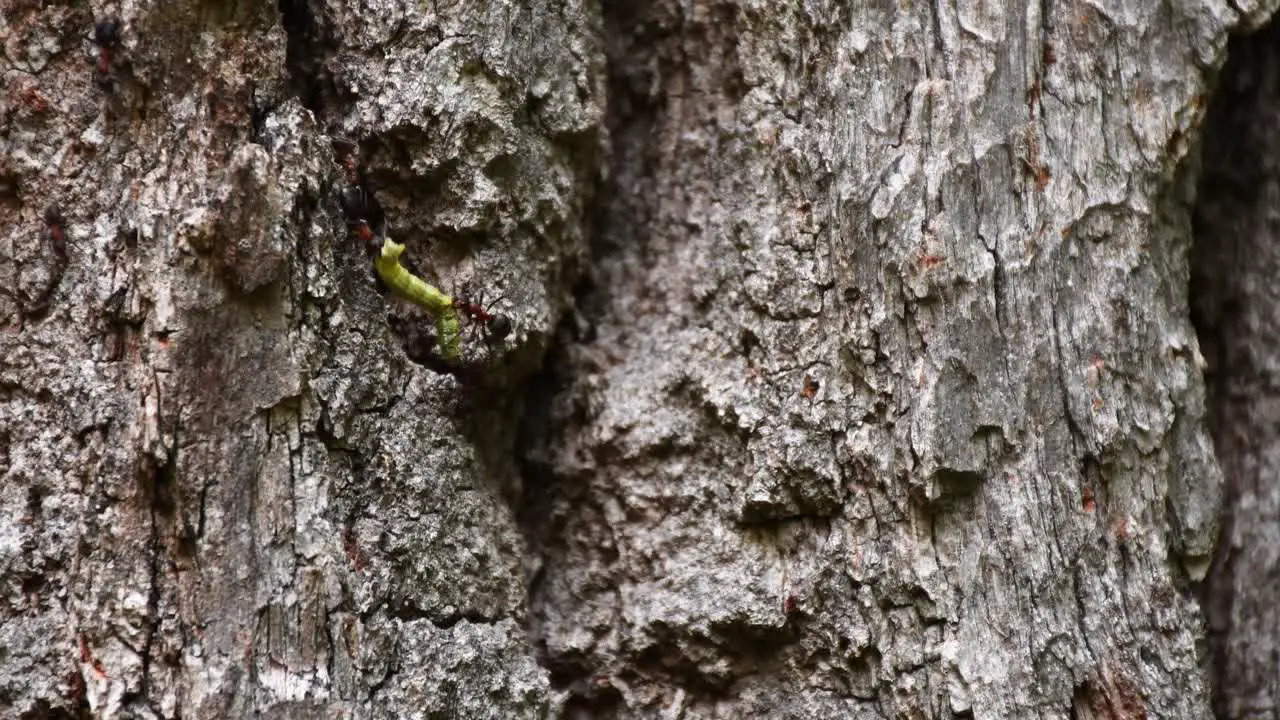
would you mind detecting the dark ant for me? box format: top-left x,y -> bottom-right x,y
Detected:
91,18 -> 121,89
43,203 -> 66,253
341,151 -> 361,186
338,186 -> 384,254
451,285 -> 512,345
43,202 -> 69,279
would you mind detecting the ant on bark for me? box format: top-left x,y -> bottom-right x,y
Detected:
452,285 -> 512,345
43,204 -> 66,254
338,186 -> 384,254
337,183 -> 512,347
91,18 -> 121,90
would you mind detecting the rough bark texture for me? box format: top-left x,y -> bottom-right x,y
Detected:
1,0 -> 599,717
0,0 -> 1273,718
523,0 -> 1279,717
1193,18 -> 1280,720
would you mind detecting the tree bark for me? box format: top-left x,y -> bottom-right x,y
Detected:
1193,16 -> 1280,720
0,0 -> 1270,718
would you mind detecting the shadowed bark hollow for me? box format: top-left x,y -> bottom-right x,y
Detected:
0,0 -> 1276,717
1193,17 -> 1280,720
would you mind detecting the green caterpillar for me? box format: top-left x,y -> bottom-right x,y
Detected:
373,238 -> 462,361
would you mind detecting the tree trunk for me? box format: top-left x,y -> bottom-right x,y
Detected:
1193,16 -> 1280,720
0,0 -> 1270,718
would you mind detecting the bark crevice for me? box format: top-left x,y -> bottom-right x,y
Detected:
517,0 -> 668,708
1191,15 -> 1280,719
278,0 -> 331,116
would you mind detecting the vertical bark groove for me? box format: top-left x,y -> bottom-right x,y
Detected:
1192,16 -> 1280,719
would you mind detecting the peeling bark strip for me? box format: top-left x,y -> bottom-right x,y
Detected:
1193,16 -> 1280,719
0,0 -> 1270,718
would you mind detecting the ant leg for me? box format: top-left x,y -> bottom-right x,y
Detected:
478,292 -> 506,343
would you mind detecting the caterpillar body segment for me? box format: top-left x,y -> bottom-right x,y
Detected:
435,309 -> 462,362
373,238 -> 463,361
373,239 -> 451,313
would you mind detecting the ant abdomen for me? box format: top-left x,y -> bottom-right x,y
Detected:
486,314 -> 512,344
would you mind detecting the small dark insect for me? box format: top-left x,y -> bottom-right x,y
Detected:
42,203 -> 67,264
92,18 -> 122,89
249,83 -> 276,143
801,373 -> 819,400
338,186 -> 382,253
341,153 -> 361,186
43,203 -> 65,242
452,287 -> 512,345
93,19 -> 121,70
342,525 -> 367,572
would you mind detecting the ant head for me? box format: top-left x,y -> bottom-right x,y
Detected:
43,203 -> 65,226
93,18 -> 121,46
486,314 -> 512,343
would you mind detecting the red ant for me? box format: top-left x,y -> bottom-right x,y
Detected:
91,18 -> 121,89
43,204 -> 65,245
349,217 -> 380,253
357,222 -> 378,250
78,634 -> 107,678
338,186 -> 384,253
43,203 -> 67,262
338,183 -> 512,346
451,285 -> 512,345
